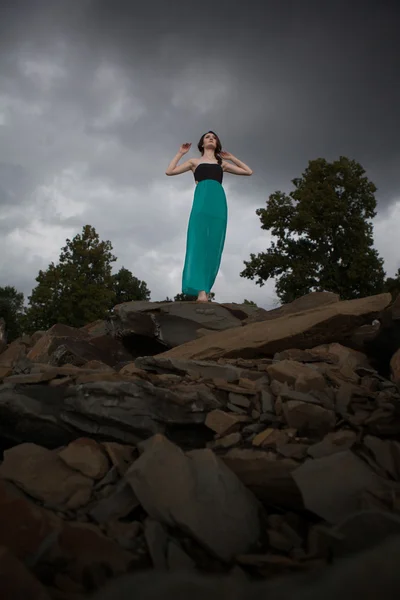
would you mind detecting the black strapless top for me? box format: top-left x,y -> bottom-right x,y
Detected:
194,163 -> 223,184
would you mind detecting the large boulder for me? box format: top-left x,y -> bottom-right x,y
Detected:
0,379 -> 219,447
158,294 -> 391,361
125,434 -> 261,562
27,324 -> 133,368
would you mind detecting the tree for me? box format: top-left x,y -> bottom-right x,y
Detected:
383,268 -> 400,301
243,299 -> 258,307
174,292 -> 216,301
111,267 -> 151,305
0,286 -> 25,342
241,157 -> 385,303
25,225 -> 117,331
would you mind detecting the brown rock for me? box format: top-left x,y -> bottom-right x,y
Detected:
54,522 -> 134,586
89,480 -> 140,524
311,343 -> 369,371
252,428 -> 286,448
0,443 -> 93,510
205,409 -> 246,436
283,401 -> 336,436
27,324 -> 88,362
157,294 -> 391,360
27,324 -> 132,368
0,545 -> 51,600
83,360 -> 114,370
0,479 -> 62,561
0,340 -> 26,367
58,438 -> 110,480
135,356 -> 243,382
267,360 -> 326,390
125,434 -> 261,562
229,392 -> 251,409
208,432 -> 242,450
308,430 -> 357,459
258,291 -> 341,321
222,448 -> 303,509
102,442 -> 137,475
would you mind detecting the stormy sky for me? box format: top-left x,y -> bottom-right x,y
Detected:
0,0 -> 399,308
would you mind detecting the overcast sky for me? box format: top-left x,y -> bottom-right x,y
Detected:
1,0 -> 399,309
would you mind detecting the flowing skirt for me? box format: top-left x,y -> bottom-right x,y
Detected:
182,179 -> 228,295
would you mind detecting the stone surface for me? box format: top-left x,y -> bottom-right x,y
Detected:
135,356 -> 243,382
221,448 -> 303,509
125,434 -> 261,562
0,479 -> 62,561
111,301 -> 244,349
58,438 -> 111,480
205,409 -> 244,436
0,443 -> 93,509
0,545 -> 51,600
0,379 -> 218,446
292,451 -> 389,524
267,360 -> 326,390
282,401 -> 336,436
158,294 -> 391,360
27,323 -> 133,368
308,430 -> 357,459
390,348 -> 400,384
94,536 -> 400,599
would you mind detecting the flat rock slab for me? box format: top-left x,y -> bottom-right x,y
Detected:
0,379 -> 219,447
125,434 -> 261,562
157,294 -> 391,360
135,356 -> 242,382
292,450 -> 390,524
111,301 -> 245,348
0,443 -> 93,510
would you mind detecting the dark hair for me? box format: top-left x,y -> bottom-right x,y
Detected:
197,130 -> 222,165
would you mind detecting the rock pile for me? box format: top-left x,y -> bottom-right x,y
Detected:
0,292 -> 400,599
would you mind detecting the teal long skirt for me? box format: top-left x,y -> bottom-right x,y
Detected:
182,179 -> 228,295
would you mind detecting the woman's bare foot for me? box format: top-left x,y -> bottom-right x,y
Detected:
197,291 -> 208,302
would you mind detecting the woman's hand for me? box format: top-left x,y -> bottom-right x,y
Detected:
220,150 -> 233,160
179,143 -> 192,155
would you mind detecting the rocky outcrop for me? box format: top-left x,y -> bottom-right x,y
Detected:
0,291 -> 399,598
159,293 -> 391,360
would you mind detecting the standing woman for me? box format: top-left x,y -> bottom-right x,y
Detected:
166,131 -> 252,302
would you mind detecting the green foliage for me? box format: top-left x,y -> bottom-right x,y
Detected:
24,226 -> 152,333
243,299 -> 258,306
0,286 -> 25,342
25,225 -> 117,332
241,157 -> 386,303
112,267 -> 151,305
383,268 -> 400,301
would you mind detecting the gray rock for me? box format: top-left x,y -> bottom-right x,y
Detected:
93,536 -> 400,600
135,356 -> 242,382
292,450 -> 390,524
125,434 -> 261,562
283,400 -> 336,436
111,301 -> 243,348
0,379 -> 219,447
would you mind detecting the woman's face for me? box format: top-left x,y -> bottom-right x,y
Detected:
203,132 -> 217,149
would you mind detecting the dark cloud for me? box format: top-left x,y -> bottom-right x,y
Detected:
0,0 -> 399,303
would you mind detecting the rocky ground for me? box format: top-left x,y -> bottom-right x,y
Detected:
0,291 -> 400,599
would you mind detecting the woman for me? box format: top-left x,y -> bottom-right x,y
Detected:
166,131 -> 253,302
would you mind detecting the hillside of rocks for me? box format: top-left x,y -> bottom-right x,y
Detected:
0,291 -> 400,599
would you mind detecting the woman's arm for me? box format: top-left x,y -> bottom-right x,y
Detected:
166,144 -> 193,176
221,151 -> 253,176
